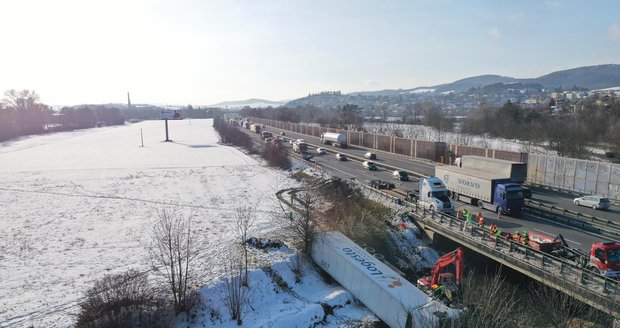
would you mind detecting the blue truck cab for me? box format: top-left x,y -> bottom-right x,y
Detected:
494,182 -> 525,214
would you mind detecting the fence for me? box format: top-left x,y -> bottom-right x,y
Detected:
250,117 -> 527,164
528,154 -> 620,199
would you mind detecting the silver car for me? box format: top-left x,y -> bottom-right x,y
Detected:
573,196 -> 610,210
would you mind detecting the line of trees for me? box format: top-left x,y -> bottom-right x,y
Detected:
239,104 -> 365,130
462,96 -> 620,159
0,89 -> 126,142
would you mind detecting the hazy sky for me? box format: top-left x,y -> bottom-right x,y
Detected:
1,0 -> 619,106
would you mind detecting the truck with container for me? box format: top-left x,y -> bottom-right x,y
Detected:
293,140 -> 308,154
415,177 -> 455,213
311,231 -> 458,328
455,155 -> 531,198
250,124 -> 261,134
320,132 -> 347,148
435,165 -> 525,215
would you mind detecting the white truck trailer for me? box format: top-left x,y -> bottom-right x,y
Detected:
311,231 -> 458,328
455,155 -> 527,183
320,132 -> 347,148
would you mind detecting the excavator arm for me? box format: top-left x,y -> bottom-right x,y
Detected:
430,248 -> 464,287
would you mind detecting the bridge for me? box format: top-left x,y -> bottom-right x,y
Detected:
408,201 -> 620,319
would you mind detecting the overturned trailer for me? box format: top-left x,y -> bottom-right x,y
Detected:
311,231 -> 458,328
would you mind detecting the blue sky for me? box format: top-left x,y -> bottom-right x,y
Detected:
0,0 -> 618,106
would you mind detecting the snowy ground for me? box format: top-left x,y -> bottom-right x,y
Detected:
0,119 -> 437,327
0,119 -> 298,327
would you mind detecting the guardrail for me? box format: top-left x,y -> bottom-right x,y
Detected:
528,182 -> 620,207
525,199 -> 620,239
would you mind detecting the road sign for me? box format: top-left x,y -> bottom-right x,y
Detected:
160,110 -> 181,120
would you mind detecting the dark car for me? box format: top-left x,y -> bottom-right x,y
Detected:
392,170 -> 409,181
370,179 -> 395,190
364,152 -> 377,160
362,161 -> 378,171
335,153 -> 348,161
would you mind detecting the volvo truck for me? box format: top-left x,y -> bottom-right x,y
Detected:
435,165 -> 525,215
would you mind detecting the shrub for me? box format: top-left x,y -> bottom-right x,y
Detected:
261,142 -> 291,169
76,270 -> 170,328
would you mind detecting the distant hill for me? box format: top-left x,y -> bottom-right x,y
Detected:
211,98 -> 286,109
523,64 -> 620,90
216,64 -> 620,109
436,64 -> 620,93
434,75 -> 517,93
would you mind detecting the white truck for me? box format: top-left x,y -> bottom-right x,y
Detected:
311,231 -> 458,328
320,132 -> 347,148
416,177 -> 455,213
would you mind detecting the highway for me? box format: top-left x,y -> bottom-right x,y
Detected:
243,125 -> 619,252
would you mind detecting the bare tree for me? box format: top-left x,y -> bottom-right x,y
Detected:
2,89 -> 40,110
224,253 -> 248,325
283,190 -> 321,255
150,209 -> 199,313
458,268 -> 527,327
234,205 -> 256,286
527,281 -> 611,327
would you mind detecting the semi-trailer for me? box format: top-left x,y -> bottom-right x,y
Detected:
320,132 -> 347,148
311,231 -> 458,328
435,165 -> 525,215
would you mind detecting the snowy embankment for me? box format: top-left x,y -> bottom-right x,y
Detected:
0,119 -> 436,327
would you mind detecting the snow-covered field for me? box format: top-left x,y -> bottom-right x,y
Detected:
0,119 -> 304,327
